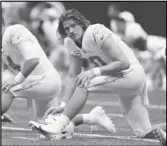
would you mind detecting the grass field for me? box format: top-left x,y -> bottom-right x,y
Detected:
2,89 -> 166,145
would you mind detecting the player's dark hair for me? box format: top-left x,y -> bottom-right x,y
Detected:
58,9 -> 91,38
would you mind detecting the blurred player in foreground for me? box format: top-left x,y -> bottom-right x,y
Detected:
30,2 -> 70,99
1,14 -> 62,122
29,9 -> 166,140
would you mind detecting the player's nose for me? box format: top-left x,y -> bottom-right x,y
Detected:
69,27 -> 74,33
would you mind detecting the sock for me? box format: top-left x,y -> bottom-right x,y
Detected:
82,114 -> 92,124
73,115 -> 84,127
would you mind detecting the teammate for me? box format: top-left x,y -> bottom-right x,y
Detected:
1,14 -> 62,121
30,2 -> 70,99
110,11 -> 166,91
29,9 -> 165,140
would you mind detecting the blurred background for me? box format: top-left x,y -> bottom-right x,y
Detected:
1,1 -> 166,96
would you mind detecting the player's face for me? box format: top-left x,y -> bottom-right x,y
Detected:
63,19 -> 84,43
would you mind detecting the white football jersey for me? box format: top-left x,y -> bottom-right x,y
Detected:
2,24 -> 55,75
65,24 -> 139,70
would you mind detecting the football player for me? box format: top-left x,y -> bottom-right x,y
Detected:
30,2 -> 70,98
110,11 -> 166,91
1,14 -> 62,121
29,9 -> 165,140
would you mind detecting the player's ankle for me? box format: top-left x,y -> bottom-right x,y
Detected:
83,114 -> 93,124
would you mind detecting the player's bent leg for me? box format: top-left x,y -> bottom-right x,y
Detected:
31,87 -> 88,139
12,71 -> 62,120
119,95 -> 152,138
1,91 -> 14,115
63,87 -> 88,120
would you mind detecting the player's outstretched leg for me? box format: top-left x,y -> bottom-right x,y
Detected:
119,95 -> 152,138
29,87 -> 88,139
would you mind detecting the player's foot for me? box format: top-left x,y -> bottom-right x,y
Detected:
29,120 -> 74,140
30,114 -> 74,139
1,114 -> 15,123
88,106 -> 116,132
44,114 -> 74,139
29,117 -> 70,140
152,128 -> 166,146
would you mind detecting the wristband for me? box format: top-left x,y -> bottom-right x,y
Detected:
59,101 -> 67,108
93,67 -> 101,76
14,72 -> 25,84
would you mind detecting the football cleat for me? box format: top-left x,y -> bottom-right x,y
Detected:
1,114 -> 15,123
29,120 -> 63,140
88,106 -> 116,132
29,118 -> 74,140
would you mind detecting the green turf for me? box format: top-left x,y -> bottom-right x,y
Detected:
2,90 -> 166,145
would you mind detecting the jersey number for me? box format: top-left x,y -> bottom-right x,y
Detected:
89,56 -> 107,67
7,56 -> 21,71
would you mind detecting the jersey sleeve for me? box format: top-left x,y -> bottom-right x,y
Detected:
10,25 -> 34,44
91,24 -> 112,47
9,25 -> 38,59
64,37 -> 78,55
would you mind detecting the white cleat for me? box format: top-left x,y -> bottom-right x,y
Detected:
29,120 -> 63,140
29,116 -> 74,140
88,106 -> 116,132
1,114 -> 15,123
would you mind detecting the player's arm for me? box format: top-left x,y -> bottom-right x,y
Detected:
61,55 -> 82,105
11,26 -> 41,83
14,58 -> 39,84
98,36 -> 130,76
91,25 -> 130,76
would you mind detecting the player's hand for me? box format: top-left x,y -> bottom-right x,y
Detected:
2,78 -> 18,93
76,70 -> 95,88
43,106 -> 64,119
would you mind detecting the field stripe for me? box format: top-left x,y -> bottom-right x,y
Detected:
2,126 -> 32,132
108,113 -> 124,117
12,136 -> 36,141
2,126 -> 159,143
74,133 -> 159,143
87,100 -> 166,110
